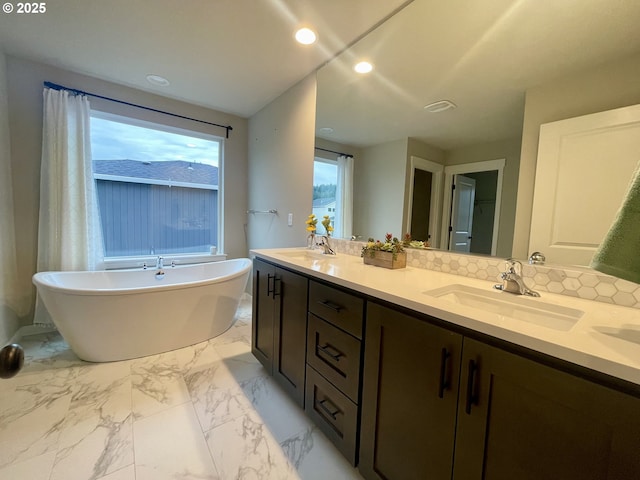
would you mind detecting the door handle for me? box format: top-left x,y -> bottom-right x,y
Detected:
273,275 -> 281,297
267,273 -> 274,297
465,359 -> 479,414
438,347 -> 451,398
267,273 -> 281,298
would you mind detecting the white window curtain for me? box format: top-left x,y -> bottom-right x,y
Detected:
34,88 -> 103,325
334,155 -> 354,239
0,70 -> 20,337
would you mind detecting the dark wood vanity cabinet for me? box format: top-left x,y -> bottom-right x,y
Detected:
359,302 -> 463,480
251,258 -> 308,406
252,256 -> 640,479
454,338 -> 640,480
304,280 -> 364,465
359,302 -> 640,480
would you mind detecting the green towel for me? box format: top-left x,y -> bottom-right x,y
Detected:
590,161 -> 640,284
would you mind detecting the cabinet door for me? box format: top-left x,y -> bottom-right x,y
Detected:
359,303 -> 463,480
273,267 -> 308,406
251,258 -> 275,373
454,338 -> 640,480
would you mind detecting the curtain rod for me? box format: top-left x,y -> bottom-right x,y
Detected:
43,81 -> 233,138
315,146 -> 353,158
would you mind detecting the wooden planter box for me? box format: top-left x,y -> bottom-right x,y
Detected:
363,251 -> 407,269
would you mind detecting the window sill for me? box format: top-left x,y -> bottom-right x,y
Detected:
103,253 -> 227,270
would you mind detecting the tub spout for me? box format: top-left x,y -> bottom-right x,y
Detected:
155,256 -> 165,279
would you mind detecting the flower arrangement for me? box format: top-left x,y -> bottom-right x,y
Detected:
361,233 -> 405,260
321,215 -> 334,236
306,214 -> 334,236
305,214 -> 318,233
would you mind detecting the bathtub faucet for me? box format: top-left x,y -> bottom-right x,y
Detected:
155,256 -> 165,279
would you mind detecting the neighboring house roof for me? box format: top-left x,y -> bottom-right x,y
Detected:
313,197 -> 336,208
93,159 -> 218,186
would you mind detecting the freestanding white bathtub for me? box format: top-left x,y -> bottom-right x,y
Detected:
32,258 -> 251,362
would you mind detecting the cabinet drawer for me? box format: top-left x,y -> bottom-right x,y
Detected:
307,313 -> 361,403
305,365 -> 358,465
308,280 -> 364,339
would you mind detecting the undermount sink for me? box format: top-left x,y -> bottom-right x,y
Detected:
424,284 -> 584,331
276,250 -> 332,261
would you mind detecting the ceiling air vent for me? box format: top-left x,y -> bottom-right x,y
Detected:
423,100 -> 457,113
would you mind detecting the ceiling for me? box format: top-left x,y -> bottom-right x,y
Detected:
0,0 -> 410,116
1,0 -> 639,150
316,0 -> 640,149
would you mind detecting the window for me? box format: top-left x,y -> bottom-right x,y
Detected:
90,113 -> 222,259
313,155 -> 354,239
313,158 -> 337,232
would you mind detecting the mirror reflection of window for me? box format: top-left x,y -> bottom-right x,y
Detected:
313,158 -> 338,234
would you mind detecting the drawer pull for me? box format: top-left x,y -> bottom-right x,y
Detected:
317,343 -> 344,362
438,347 -> 451,398
317,300 -> 343,313
465,359 -> 479,414
318,398 -> 341,420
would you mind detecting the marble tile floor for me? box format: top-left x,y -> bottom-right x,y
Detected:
0,295 -> 363,480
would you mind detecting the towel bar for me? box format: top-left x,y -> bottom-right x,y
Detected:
247,209 -> 278,215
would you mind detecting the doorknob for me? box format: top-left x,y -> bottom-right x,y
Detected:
0,343 -> 24,379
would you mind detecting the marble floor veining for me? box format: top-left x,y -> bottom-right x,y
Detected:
0,295 -> 363,480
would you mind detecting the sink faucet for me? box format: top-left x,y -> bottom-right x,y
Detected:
317,235 -> 336,255
494,259 -> 540,297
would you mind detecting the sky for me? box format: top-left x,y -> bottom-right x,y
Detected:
314,161 -> 337,186
90,116 -> 220,166
92,115 -> 338,185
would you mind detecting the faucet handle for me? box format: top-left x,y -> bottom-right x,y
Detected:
505,258 -> 522,274
528,251 -> 546,265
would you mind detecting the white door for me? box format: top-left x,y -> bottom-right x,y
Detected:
449,174 -> 476,252
530,104 -> 640,265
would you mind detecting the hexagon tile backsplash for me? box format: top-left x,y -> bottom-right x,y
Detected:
331,238 -> 640,309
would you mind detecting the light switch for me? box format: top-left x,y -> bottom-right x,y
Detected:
288,213 -> 293,226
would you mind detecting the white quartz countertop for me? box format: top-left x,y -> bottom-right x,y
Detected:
251,248 -> 640,387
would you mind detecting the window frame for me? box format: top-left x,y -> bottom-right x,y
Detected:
90,110 -> 225,269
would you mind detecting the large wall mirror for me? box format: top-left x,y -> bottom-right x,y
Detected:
315,0 -> 640,265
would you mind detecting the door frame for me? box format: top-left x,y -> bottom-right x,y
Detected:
405,156 -> 444,248
440,158 -> 505,256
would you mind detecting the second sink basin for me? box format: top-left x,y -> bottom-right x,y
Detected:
424,284 -> 584,331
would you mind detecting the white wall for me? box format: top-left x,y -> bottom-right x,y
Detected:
445,137 -> 521,258
0,50 -> 20,345
247,74 -> 316,250
513,52 -> 640,259
353,138 -> 407,239
6,56 -> 248,327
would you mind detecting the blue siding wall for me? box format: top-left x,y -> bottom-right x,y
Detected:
96,180 -> 218,256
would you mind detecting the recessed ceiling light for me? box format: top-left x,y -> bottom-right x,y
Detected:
423,100 -> 457,113
354,61 -> 373,74
295,27 -> 317,45
318,127 -> 334,135
146,74 -> 170,87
